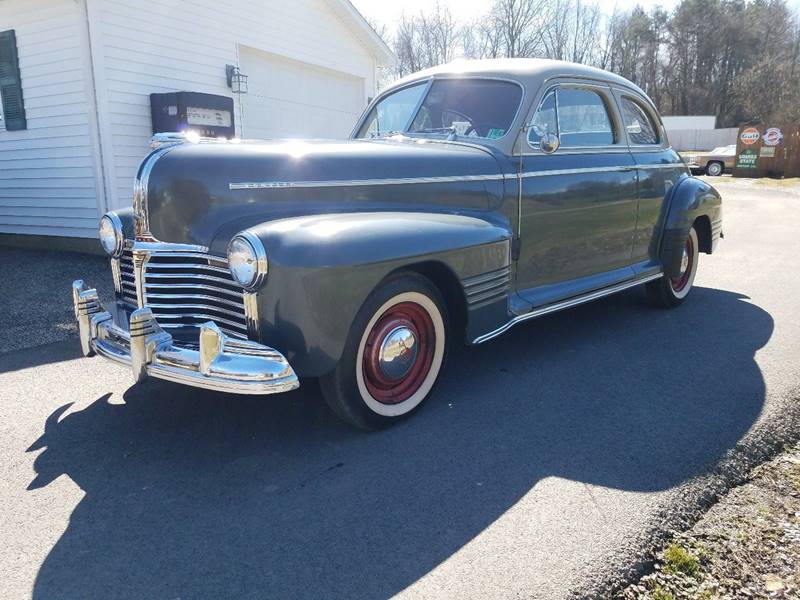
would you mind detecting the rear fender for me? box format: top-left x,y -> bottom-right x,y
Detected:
659,176 -> 722,277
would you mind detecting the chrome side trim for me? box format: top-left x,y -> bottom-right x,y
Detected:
229,173 -> 506,190
472,272 -> 663,344
229,163 -> 683,190
519,165 -> 630,178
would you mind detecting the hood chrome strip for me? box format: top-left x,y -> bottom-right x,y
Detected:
229,173 -> 507,190
229,163 -> 682,190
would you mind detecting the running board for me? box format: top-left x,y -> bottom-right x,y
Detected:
472,272 -> 663,344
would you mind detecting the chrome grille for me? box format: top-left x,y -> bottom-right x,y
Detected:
117,249 -> 249,339
118,249 -> 138,306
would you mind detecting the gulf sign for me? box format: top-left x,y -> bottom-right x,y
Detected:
740,127 -> 760,145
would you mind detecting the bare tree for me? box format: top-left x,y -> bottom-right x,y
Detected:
371,0 -> 800,126
390,2 -> 459,77
489,0 -> 549,57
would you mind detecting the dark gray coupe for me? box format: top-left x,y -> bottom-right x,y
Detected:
73,59 -> 723,429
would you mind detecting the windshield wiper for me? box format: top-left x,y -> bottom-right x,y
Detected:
411,126 -> 457,136
370,130 -> 405,139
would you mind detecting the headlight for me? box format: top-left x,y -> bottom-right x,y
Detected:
98,213 -> 123,257
227,232 -> 268,289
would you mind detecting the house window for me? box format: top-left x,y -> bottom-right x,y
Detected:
0,30 -> 27,131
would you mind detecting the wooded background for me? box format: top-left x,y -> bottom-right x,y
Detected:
370,0 -> 800,128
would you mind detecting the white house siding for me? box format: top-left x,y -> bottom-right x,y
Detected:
239,46 -> 365,139
90,0 -> 379,211
0,0 -> 102,238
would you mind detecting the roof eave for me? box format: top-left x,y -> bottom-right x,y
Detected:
328,0 -> 396,66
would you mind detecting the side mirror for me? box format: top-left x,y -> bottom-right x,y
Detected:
540,132 -> 560,154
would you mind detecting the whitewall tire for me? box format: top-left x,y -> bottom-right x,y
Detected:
320,274 -> 448,429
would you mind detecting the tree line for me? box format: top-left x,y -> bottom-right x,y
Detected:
371,0 -> 800,127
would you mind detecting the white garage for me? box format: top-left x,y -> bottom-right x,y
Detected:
0,0 -> 394,242
240,46 -> 367,139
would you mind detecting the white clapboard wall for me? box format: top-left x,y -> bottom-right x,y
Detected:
0,0 -> 388,238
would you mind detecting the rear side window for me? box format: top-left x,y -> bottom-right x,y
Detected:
620,97 -> 659,145
557,88 -> 614,147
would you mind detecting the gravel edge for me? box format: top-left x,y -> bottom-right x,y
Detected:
568,387 -> 800,598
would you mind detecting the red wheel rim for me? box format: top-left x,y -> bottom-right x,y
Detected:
670,234 -> 695,292
362,301 -> 435,404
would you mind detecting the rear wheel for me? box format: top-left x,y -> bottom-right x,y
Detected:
647,226 -> 700,308
320,274 -> 448,430
705,161 -> 723,176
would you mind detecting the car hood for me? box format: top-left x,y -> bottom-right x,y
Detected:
140,138 -> 506,250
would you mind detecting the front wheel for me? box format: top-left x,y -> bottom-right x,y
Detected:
646,226 -> 700,308
320,274 -> 448,430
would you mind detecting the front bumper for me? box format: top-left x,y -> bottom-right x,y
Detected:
71,280 -> 299,395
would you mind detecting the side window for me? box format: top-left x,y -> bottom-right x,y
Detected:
527,91 -> 557,147
556,88 -> 614,147
526,87 -> 615,150
620,97 -> 659,145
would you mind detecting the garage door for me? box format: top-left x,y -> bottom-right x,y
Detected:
239,46 -> 366,140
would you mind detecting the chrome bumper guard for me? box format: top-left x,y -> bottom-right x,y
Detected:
71,280 -> 299,395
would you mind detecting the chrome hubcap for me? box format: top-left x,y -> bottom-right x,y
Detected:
679,247 -> 690,275
378,326 -> 418,380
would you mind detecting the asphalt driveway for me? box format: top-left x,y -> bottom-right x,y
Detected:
1,177 -> 799,599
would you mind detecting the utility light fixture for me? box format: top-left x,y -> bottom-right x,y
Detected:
225,64 -> 248,94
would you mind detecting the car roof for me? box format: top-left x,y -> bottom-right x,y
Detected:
390,58 -> 648,98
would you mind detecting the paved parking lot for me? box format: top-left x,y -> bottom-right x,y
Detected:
1,177 -> 800,599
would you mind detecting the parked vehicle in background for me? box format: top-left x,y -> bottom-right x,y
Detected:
685,144 -> 736,176
71,59 -> 723,430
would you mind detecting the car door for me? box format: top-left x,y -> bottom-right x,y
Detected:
613,90 -> 686,266
516,82 -> 639,306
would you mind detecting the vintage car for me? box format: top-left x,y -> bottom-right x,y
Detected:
72,59 -> 723,429
684,144 -> 736,176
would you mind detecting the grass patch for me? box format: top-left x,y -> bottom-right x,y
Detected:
651,585 -> 675,600
753,177 -> 800,187
662,544 -> 700,577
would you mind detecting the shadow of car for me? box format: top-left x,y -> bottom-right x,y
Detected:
27,287 -> 771,599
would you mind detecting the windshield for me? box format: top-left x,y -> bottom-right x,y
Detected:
356,78 -> 523,140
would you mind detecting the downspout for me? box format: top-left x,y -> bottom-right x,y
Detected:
80,0 -> 111,214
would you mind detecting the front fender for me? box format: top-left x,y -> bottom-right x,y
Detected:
246,212 -> 512,377
660,176 -> 722,276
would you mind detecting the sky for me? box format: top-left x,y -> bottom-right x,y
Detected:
351,0 -> 682,31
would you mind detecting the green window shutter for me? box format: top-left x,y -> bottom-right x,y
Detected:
0,30 -> 26,131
